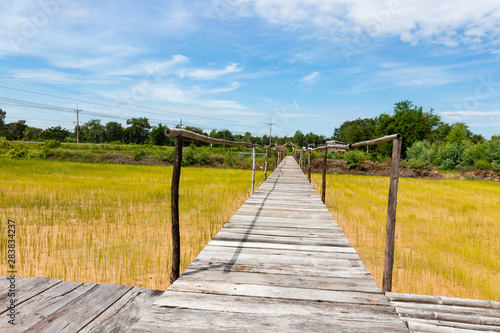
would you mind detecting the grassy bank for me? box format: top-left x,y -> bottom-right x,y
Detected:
0,159 -> 264,290
312,174 -> 500,301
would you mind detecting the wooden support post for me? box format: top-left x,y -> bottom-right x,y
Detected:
264,148 -> 268,180
307,150 -> 311,183
251,146 -> 256,194
170,136 -> 182,284
382,138 -> 402,292
321,148 -> 327,203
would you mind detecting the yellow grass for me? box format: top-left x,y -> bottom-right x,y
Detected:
0,159 -> 263,290
312,174 -> 500,301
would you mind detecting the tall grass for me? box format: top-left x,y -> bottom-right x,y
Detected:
0,159 -> 263,290
312,174 -> 500,301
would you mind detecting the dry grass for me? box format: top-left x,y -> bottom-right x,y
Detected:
0,159 -> 263,290
311,174 -> 500,301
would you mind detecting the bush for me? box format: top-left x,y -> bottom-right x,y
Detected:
132,149 -> 150,161
159,150 -> 175,163
474,160 -> 491,170
44,139 -> 61,149
491,161 -> 500,172
405,158 -> 430,171
224,156 -> 236,167
441,158 -> 456,170
343,150 -> 367,169
6,146 -> 29,159
182,148 -> 196,166
196,150 -> 210,165
0,137 -> 12,149
406,140 -> 431,161
458,142 -> 486,169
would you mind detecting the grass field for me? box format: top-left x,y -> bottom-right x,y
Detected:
0,159 -> 263,290
311,174 -> 500,301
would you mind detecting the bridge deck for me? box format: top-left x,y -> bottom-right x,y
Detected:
130,156 -> 409,332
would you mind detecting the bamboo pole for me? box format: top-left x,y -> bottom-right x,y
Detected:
165,128 -> 259,147
170,136 -> 182,284
307,150 -> 311,182
321,148 -> 327,203
349,133 -> 401,148
382,137 -> 402,292
251,146 -> 256,194
264,148 -> 268,180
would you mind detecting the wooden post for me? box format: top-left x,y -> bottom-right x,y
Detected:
321,148 -> 327,203
251,146 -> 256,194
264,148 -> 268,180
170,136 -> 182,284
307,150 -> 311,183
382,138 -> 402,292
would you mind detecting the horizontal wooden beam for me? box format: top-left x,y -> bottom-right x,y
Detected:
349,134 -> 402,148
165,128 -> 261,148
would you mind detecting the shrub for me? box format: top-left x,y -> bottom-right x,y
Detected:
132,149 -> 150,161
196,150 -> 210,165
182,148 -> 196,166
406,141 -> 431,161
441,158 -> 456,170
491,161 -> 500,172
474,160 -> 491,170
405,158 -> 430,171
159,150 -> 175,163
0,137 -> 12,149
343,150 -> 367,169
44,139 -> 61,149
6,146 -> 29,159
224,156 -> 236,167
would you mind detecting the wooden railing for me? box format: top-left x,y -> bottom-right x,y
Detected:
164,128 -> 402,292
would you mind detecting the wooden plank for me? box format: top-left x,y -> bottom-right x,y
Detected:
206,239 -> 357,253
0,281 -> 94,332
0,277 -> 61,310
129,306 -> 409,333
25,283 -> 133,332
82,287 -> 164,333
179,269 -> 381,293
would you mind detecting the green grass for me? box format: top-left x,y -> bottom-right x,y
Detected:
0,159 -> 263,290
312,174 -> 500,301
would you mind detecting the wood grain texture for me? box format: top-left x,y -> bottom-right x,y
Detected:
130,156 -> 409,332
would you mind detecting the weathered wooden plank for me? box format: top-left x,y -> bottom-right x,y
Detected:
207,239 -> 357,253
217,227 -> 346,238
0,281 -> 94,332
179,269 -> 381,293
212,232 -> 352,247
129,306 -> 409,333
25,283 -> 133,332
82,287 -> 164,333
0,277 -> 61,310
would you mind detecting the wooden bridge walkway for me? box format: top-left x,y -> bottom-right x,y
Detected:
129,156 -> 408,332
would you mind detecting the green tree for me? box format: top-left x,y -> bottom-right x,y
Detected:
80,119 -> 105,143
7,120 -> 28,140
104,122 -> 124,142
293,130 -> 305,148
125,117 -> 151,144
0,108 -> 6,128
333,118 -> 378,143
445,122 -> 472,144
376,100 -> 441,157
39,126 -> 71,141
149,123 -> 169,146
22,127 -> 43,141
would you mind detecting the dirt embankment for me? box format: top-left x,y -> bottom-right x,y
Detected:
309,158 -> 500,182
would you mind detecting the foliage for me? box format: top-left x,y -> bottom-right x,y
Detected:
131,149 -> 150,161
474,160 -> 491,170
149,123 -> 169,146
104,122 -> 124,143
5,145 -> 29,159
0,136 -> 12,148
404,158 -> 430,171
7,120 -> 28,140
446,122 -> 472,144
405,140 -> 431,161
343,150 -> 367,169
44,139 -> 61,149
182,147 -> 196,166
0,108 -> 5,128
125,117 -> 151,144
159,149 -> 175,163
333,117 -> 378,144
196,150 -> 210,165
39,126 -> 71,142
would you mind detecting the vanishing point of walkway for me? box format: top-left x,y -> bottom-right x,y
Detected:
130,156 -> 408,332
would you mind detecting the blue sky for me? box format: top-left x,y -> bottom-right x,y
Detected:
1,0 -> 499,139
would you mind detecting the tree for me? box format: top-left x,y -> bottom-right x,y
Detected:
0,108 -> 6,128
7,120 -> 28,140
376,100 -> 441,157
80,119 -> 105,143
104,122 -> 124,142
446,122 -> 472,144
149,123 -> 170,146
125,117 -> 151,144
333,118 -> 378,143
22,127 -> 43,141
293,130 -> 305,148
39,126 -> 71,141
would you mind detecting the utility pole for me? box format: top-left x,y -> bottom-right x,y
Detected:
179,118 -> 182,128
267,119 -> 275,146
75,105 -> 81,144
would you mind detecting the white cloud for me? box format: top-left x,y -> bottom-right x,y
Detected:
185,63 -> 243,80
212,0 -> 500,51
300,71 -> 320,83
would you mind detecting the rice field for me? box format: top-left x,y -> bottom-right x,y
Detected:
0,159 -> 263,290
311,174 -> 500,301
